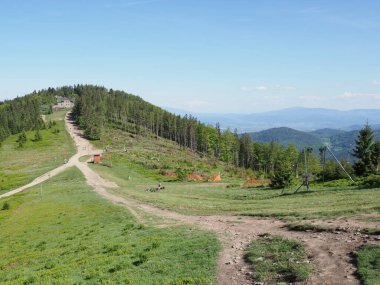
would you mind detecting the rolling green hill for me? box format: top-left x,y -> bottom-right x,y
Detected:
248,126 -> 380,161
248,127 -> 322,150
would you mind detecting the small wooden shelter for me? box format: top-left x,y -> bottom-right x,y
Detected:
93,154 -> 101,164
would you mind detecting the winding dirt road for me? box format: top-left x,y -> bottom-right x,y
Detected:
0,113 -> 106,198
1,112 -> 379,284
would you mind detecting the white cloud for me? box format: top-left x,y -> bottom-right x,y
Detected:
340,92 -> 380,99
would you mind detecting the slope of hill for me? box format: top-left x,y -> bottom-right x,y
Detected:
309,128 -> 346,138
247,125 -> 380,161
248,127 -> 322,149
326,130 -> 380,159
0,112 -> 75,194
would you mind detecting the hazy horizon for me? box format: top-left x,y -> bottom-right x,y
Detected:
163,105 -> 380,115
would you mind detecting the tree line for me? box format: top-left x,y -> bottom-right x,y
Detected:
0,96 -> 44,143
2,84 -> 378,187
0,86 -> 76,144
71,85 -> 351,181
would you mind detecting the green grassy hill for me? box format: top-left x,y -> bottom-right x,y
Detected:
92,127 -> 245,183
0,112 -> 75,194
89,128 -> 380,219
0,168 -> 220,284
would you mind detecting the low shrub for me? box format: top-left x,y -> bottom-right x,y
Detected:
321,179 -> 356,188
1,201 -> 10,210
226,183 -> 241,189
361,175 -> 380,188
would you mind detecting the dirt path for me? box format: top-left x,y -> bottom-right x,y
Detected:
1,113 -> 379,284
91,188 -> 379,285
0,113 -> 101,198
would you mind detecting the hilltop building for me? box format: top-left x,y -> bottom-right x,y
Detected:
53,96 -> 74,110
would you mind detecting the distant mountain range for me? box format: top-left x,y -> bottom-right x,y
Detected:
247,127 -> 380,161
165,107 -> 380,132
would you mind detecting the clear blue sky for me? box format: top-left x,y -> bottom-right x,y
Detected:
1,0 -> 380,113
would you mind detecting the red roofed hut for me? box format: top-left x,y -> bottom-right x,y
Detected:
93,154 -> 101,164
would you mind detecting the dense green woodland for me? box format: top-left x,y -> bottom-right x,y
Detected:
0,86 -> 76,143
71,85 -> 304,178
2,85 -> 380,187
0,96 -> 43,142
70,85 -> 357,183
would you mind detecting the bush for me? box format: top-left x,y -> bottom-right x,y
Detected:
16,131 -> 27,147
1,201 -> 10,210
321,179 -> 357,188
175,167 -> 191,181
270,169 -> 293,189
362,175 -> 380,188
226,183 -> 241,189
33,130 -> 42,142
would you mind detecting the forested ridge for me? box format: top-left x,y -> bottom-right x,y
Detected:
4,84 -> 375,184
71,85 -> 313,179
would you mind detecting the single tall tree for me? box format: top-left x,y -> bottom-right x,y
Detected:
353,124 -> 374,176
371,140 -> 380,173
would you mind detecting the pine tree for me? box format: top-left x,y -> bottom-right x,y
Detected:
270,159 -> 293,188
17,131 -> 27,147
33,129 -> 42,142
371,140 -> 380,173
353,124 -> 374,176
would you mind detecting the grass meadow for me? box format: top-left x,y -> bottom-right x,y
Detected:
0,112 -> 75,194
355,245 -> 380,285
88,129 -> 380,220
245,234 -> 312,283
0,167 -> 220,284
90,154 -> 380,220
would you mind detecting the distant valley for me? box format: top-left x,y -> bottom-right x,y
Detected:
166,107 -> 380,132
248,126 -> 380,161
165,106 -> 380,160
